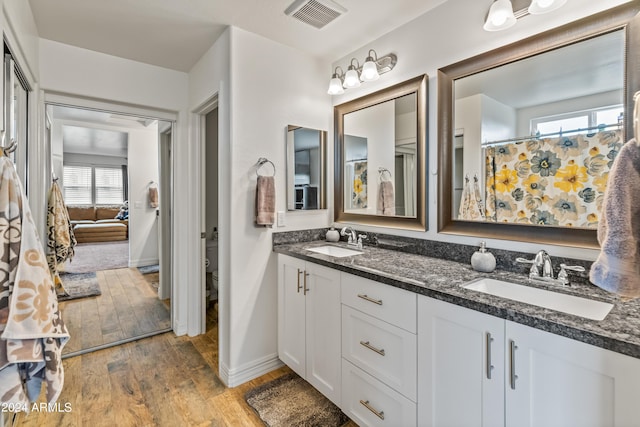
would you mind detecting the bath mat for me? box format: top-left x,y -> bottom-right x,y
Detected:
137,264 -> 159,275
245,372 -> 350,427
57,272 -> 101,301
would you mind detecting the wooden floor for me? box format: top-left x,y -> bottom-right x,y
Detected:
15,307 -> 301,427
60,267 -> 171,355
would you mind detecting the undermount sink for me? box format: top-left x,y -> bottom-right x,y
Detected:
463,278 -> 613,321
306,245 -> 363,258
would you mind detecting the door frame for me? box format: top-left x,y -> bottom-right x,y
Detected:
41,91 -> 178,332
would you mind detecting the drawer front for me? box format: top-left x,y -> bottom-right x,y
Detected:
342,359 -> 417,427
341,273 -> 417,333
342,306 -> 417,401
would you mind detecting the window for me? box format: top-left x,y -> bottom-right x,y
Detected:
63,165 -> 125,206
63,165 -> 92,205
531,105 -> 624,136
95,167 -> 124,204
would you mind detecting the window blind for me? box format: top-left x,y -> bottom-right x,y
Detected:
63,165 -> 92,205
95,167 -> 124,205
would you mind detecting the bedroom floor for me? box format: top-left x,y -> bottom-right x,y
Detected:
60,266 -> 171,356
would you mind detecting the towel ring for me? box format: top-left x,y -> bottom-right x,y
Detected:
256,157 -> 276,177
378,167 -> 392,182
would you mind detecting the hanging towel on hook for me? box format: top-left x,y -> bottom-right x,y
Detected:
458,176 -> 483,221
377,181 -> 395,216
148,183 -> 159,208
0,155 -> 69,407
589,138 -> 640,299
255,175 -> 275,227
46,180 -> 76,297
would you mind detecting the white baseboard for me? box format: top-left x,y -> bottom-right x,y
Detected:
223,353 -> 284,388
128,257 -> 159,268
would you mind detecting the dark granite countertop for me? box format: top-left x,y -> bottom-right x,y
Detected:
274,240 -> 640,359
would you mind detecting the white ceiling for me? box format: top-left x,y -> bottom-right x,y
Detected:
28,0 -> 449,72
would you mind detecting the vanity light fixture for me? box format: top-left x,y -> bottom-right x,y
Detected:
483,0 -> 567,31
327,49 -> 397,95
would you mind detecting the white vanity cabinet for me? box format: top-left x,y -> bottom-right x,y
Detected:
506,321 -> 640,427
418,295 -> 505,427
277,254 -> 342,406
341,273 -> 417,427
418,295 -> 640,427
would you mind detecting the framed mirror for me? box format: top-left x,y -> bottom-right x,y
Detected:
286,125 -> 327,210
335,74 -> 428,230
438,3 -> 640,248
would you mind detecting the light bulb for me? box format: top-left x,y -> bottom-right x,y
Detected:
343,68 -> 361,89
538,0 -> 553,7
361,58 -> 379,82
528,0 -> 566,15
491,11 -> 508,26
483,0 -> 516,31
327,77 -> 344,95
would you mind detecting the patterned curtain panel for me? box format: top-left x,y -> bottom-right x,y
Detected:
485,129 -> 623,228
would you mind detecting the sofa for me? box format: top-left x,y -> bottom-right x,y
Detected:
67,206 -> 128,243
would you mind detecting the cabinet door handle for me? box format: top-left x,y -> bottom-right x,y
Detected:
303,272 -> 310,295
359,400 -> 384,420
360,340 -> 385,356
486,332 -> 494,380
510,340 -> 518,390
296,269 -> 303,293
357,294 -> 383,305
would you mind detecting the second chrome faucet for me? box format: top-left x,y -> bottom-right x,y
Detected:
516,250 -> 585,286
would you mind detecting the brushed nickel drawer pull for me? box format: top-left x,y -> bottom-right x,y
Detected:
296,269 -> 303,293
360,399 -> 385,420
357,294 -> 383,305
303,272 -> 310,295
360,340 -> 385,356
510,340 -> 518,390
486,332 -> 494,380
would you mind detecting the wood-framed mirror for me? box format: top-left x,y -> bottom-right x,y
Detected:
335,74 -> 428,230
438,2 -> 640,248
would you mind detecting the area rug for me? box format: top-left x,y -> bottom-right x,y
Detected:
245,373 -> 349,427
137,264 -> 159,275
63,241 -> 129,273
57,272 -> 101,302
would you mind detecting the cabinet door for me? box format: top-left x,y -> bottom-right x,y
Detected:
506,321 -> 640,427
277,255 -> 307,377
305,262 -> 342,406
418,296 -> 505,427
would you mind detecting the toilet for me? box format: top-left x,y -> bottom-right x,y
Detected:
206,240 -> 219,300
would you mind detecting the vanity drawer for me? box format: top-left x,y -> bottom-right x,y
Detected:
342,359 -> 417,427
341,273 -> 417,333
342,305 -> 417,401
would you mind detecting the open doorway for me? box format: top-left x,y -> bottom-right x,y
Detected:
46,103 -> 173,356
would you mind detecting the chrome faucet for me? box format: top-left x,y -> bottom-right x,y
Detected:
340,226 -> 357,245
340,226 -> 366,249
516,250 -> 585,286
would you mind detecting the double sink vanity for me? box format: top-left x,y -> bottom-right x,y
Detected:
274,236 -> 640,427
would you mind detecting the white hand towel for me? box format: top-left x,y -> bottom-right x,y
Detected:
589,138 -> 640,298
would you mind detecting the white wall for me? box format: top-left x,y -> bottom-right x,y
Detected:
127,124 -> 160,267
330,0 -> 630,261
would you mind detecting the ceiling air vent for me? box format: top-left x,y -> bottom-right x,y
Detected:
285,0 -> 347,29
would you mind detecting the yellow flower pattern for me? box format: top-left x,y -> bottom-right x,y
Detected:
484,130 -> 622,228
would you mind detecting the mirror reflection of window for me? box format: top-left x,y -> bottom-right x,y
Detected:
453,29 -> 624,229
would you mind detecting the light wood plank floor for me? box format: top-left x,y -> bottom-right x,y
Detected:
60,267 -> 171,355
15,306 -> 357,427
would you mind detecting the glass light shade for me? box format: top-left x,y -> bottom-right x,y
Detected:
327,77 -> 344,95
483,0 -> 516,31
528,0 -> 567,14
343,68 -> 361,88
361,60 -> 380,82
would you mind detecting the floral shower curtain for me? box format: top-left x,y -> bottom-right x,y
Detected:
485,129 -> 623,227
